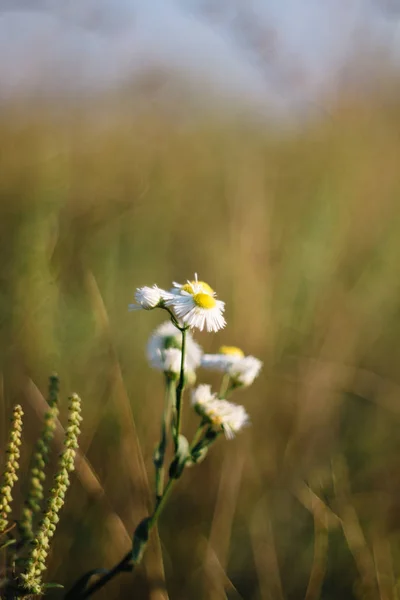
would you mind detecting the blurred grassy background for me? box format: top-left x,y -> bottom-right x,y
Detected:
1,87 -> 400,600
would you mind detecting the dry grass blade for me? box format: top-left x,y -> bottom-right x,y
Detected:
372,533 -> 397,600
332,455 -> 378,599
204,449 -> 245,600
250,502 -> 285,600
304,503 -> 329,600
292,481 -> 341,531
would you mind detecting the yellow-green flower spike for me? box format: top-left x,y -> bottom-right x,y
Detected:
20,393 -> 82,595
19,374 -> 60,543
0,404 -> 24,533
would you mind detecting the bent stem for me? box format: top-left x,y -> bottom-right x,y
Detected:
73,428 -> 220,600
75,478 -> 178,600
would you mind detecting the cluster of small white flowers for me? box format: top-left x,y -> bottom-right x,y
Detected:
191,385 -> 249,439
130,273 -> 263,442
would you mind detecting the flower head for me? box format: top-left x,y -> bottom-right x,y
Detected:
166,274 -> 226,333
228,356 -> 262,387
191,384 -> 216,408
172,276 -> 215,296
201,345 -> 244,371
147,321 -> 202,373
129,285 -> 170,311
159,348 -> 185,377
219,346 -> 244,358
201,346 -> 262,387
191,386 -> 249,439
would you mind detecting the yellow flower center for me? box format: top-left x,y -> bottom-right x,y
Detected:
208,410 -> 223,427
193,293 -> 217,309
219,346 -> 244,358
182,281 -> 214,295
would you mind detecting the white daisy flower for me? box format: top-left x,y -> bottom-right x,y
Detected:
166,275 -> 226,333
191,384 -> 217,408
129,285 -> 170,311
201,345 -> 244,371
228,356 -> 262,387
162,348 -> 185,375
192,386 -> 249,439
171,273 -> 215,296
147,320 -> 202,372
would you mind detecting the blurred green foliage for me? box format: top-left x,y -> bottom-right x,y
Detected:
1,90 -> 400,599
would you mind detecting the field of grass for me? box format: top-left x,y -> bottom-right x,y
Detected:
1,88 -> 400,599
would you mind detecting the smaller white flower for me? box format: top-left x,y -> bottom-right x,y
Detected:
191,384 -> 217,407
163,348 -> 185,375
201,346 -> 244,371
191,386 -> 249,439
129,285 -> 169,311
147,320 -> 202,372
228,356 -> 262,387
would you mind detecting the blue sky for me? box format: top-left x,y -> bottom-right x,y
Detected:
0,1 -> 398,114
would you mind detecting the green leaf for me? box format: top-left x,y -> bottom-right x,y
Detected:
43,582 -> 64,589
132,517 -> 151,563
189,446 -> 208,465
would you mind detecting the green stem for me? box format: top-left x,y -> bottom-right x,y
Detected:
161,306 -> 181,329
219,374 -> 231,399
149,478 -> 175,529
71,432 -> 221,600
174,327 -> 187,449
190,424 -> 207,450
73,478 -> 177,600
154,379 -> 175,504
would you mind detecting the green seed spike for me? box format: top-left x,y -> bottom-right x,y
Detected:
0,405 -> 24,533
20,393 -> 82,595
19,374 -> 60,543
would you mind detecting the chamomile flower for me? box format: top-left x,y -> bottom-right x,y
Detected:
162,348 -> 185,375
171,274 -> 215,296
191,384 -> 217,409
201,345 -> 244,370
166,274 -> 226,333
129,285 -> 169,311
228,356 -> 262,387
192,386 -> 249,439
201,346 -> 262,387
147,321 -> 202,372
